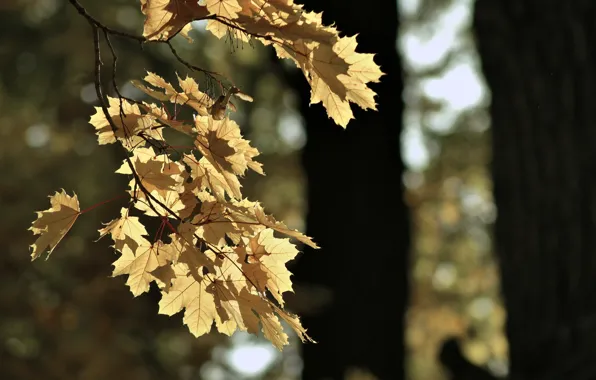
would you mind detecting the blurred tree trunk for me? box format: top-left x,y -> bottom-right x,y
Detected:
285,1 -> 409,379
474,1 -> 596,379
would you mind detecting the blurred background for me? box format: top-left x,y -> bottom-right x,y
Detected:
1,0 -> 508,379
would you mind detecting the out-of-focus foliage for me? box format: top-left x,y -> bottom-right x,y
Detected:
2,0 -> 509,378
398,0 -> 507,379
0,0 -> 307,378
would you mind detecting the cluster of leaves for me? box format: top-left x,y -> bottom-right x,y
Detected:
29,0 -> 381,349
142,0 -> 383,127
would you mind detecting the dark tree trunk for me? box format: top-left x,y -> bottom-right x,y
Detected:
286,1 -> 409,379
474,1 -> 596,379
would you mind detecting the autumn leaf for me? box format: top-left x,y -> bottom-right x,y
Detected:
134,187 -> 197,219
29,190 -> 81,260
254,203 -> 319,248
140,0 -> 209,41
192,192 -> 238,247
133,72 -> 214,117
236,229 -> 299,306
275,305 -> 314,344
226,287 -> 290,349
184,154 -> 239,202
196,117 -> 262,172
163,226 -> 216,277
98,207 -> 149,251
205,0 -> 242,20
141,102 -> 196,136
112,238 -> 172,296
89,97 -> 163,147
116,147 -> 186,193
159,270 -> 219,336
194,116 -> 248,175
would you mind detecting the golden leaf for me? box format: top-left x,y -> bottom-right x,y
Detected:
29,190 -> 80,260
116,147 -> 185,193
236,229 -> 299,306
89,97 -> 162,148
98,207 -> 149,251
255,204 -> 319,248
205,0 -> 242,19
140,0 -> 208,41
112,238 -> 171,296
158,272 -> 218,337
134,72 -> 214,117
134,188 -> 197,219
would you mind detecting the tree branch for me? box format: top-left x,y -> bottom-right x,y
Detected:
90,23 -> 182,221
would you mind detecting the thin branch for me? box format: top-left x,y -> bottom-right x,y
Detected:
167,41 -> 225,83
103,30 -> 142,105
68,0 -> 145,43
68,0 -> 310,96
68,0 -> 220,82
90,23 -> 182,221
79,193 -> 127,214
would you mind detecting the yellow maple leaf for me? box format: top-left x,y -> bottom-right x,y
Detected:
184,154 -> 241,202
222,198 -> 267,242
177,74 -> 216,115
195,116 -> 264,189
97,207 -> 149,251
158,271 -> 219,337
140,0 -> 208,41
254,204 -> 319,248
112,238 -> 171,296
192,197 -> 318,248
89,97 -> 163,147
194,116 -> 249,175
274,305 -> 314,344
133,72 -> 214,118
134,187 -> 197,219
191,193 -> 238,246
236,229 -> 299,306
116,147 -> 185,193
227,287 -> 290,349
142,102 -> 196,136
205,0 -> 242,19
204,0 -> 244,38
29,190 -> 80,260
163,226 -> 216,277
277,35 -> 382,126
190,116 -> 263,201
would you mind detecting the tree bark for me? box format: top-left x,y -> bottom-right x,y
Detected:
474,1 -> 596,378
286,1 -> 410,379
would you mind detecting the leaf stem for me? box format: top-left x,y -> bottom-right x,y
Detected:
153,217 -> 167,243
80,194 -> 127,215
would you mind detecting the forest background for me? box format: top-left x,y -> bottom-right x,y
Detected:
2,0 -> 590,379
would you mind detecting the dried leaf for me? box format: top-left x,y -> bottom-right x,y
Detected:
29,190 -> 80,260
98,207 -> 149,251
140,0 -> 208,41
